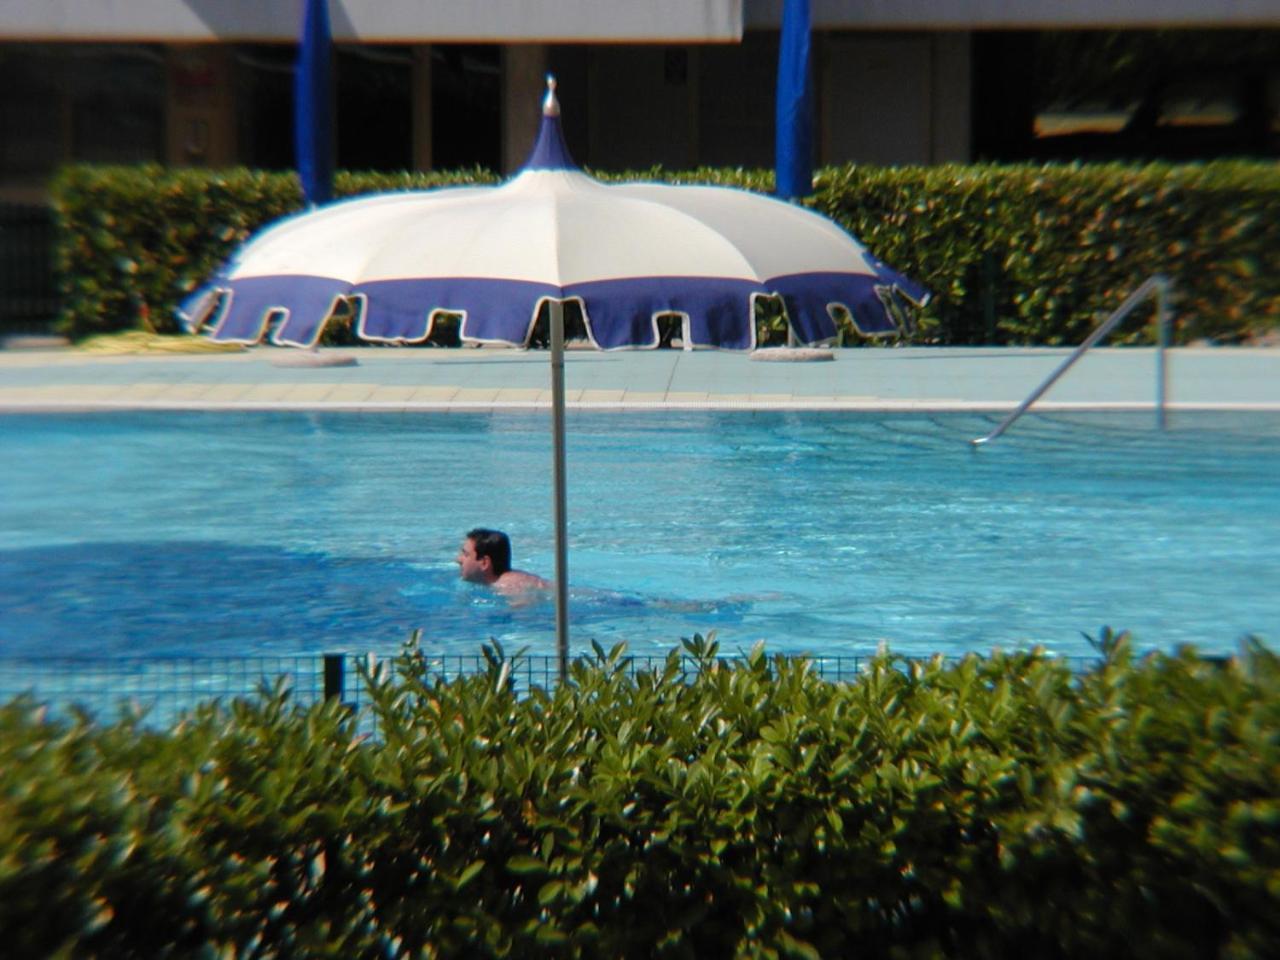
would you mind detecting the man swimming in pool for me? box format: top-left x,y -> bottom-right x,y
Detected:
456,528 -> 551,597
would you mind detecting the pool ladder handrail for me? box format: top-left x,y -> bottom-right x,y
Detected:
971,275 -> 1173,446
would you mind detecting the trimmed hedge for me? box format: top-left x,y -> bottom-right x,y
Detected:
49,165 -> 499,342
50,160 -> 1280,345
2,632 -> 1277,957
813,162 -> 1280,346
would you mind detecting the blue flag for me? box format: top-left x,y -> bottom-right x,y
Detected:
295,0 -> 334,206
775,0 -> 813,199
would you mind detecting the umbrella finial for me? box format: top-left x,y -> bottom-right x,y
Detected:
522,74 -> 576,172
543,74 -> 560,117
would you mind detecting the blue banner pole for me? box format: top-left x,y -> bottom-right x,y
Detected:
775,0 -> 814,200
295,0 -> 334,206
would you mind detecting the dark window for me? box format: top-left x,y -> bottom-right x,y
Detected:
236,45 -> 296,170
698,33 -> 778,168
238,43 -> 415,174
973,30 -> 1280,162
431,45 -> 500,172
336,46 -> 412,172
0,44 -> 164,182
69,46 -> 165,165
0,48 -> 63,180
547,46 -> 591,165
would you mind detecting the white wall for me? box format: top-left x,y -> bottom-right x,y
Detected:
1,0 -> 744,42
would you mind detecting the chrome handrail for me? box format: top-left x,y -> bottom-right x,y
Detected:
971,275 -> 1173,446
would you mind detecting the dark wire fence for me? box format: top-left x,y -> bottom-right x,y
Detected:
0,202 -> 58,335
0,656 -> 339,730
0,652 -> 1103,731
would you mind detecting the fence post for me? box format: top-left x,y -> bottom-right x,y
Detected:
323,653 -> 345,702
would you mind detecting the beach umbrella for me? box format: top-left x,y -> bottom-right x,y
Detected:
188,79 -> 925,351
185,77 -> 927,676
295,0 -> 334,207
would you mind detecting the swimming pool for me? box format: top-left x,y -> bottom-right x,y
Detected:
0,410 -> 1276,662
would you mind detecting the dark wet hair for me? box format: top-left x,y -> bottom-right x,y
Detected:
467,528 -> 511,577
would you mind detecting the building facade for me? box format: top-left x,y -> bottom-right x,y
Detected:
2,0 -> 1279,204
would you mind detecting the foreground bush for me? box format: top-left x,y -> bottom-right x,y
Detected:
1,632 -> 1277,957
51,161 -> 1280,344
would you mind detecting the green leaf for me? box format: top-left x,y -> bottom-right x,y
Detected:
537,880 -> 565,906
507,854 -> 547,875
455,859 -> 485,888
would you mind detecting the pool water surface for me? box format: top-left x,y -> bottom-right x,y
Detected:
0,410 -> 1276,661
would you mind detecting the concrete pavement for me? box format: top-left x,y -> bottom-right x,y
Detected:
0,345 -> 1277,412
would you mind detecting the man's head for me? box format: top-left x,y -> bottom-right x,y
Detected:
456,528 -> 512,583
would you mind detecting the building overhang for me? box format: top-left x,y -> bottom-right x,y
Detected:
5,0 -> 1278,45
2,0 -> 744,43
749,0 -> 1280,30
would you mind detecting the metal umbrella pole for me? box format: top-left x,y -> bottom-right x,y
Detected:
548,298 -> 570,682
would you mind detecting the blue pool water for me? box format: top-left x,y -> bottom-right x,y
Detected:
0,410 -> 1276,661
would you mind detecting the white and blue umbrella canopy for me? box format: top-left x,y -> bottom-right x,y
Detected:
187,79 -> 927,350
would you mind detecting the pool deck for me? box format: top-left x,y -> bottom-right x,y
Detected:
0,344 -> 1277,412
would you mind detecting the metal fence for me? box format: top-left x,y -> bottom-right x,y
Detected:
0,655 -> 340,729
0,651 -> 1105,732
0,202 -> 58,335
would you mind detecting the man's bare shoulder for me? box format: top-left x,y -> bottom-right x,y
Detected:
492,569 -> 552,596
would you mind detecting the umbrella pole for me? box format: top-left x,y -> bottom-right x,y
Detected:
549,298 -> 570,682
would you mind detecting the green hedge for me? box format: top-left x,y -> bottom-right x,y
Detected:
2,633 -> 1277,957
811,162 -> 1280,346
50,165 -> 499,342
50,161 -> 1280,344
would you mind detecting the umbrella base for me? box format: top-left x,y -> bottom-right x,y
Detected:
750,347 -> 834,362
269,350 -> 359,368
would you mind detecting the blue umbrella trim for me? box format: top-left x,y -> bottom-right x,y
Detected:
193,270 -> 923,351
204,274 -> 345,347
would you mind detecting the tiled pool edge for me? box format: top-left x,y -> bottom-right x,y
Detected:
3,399 -> 1279,413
